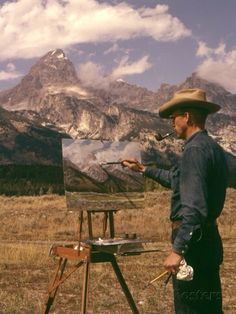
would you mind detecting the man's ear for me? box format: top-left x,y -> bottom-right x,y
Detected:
185,112 -> 192,125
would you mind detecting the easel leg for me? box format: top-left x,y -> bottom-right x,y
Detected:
81,259 -> 90,314
110,255 -> 139,314
43,257 -> 67,314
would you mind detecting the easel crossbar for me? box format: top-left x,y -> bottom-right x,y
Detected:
48,261 -> 84,294
43,246 -> 140,314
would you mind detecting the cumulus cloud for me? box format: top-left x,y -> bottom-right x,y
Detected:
196,41 -> 236,93
111,55 -> 151,78
0,63 -> 22,81
77,55 -> 151,89
196,41 -> 225,57
0,0 -> 191,60
77,61 -> 110,89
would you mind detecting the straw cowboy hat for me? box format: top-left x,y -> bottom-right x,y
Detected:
158,88 -> 221,118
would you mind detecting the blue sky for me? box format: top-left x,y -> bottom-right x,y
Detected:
0,0 -> 236,92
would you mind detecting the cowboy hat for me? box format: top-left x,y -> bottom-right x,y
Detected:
158,88 -> 221,118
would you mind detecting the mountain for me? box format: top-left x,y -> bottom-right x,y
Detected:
0,49 -> 81,111
105,73 -> 236,154
0,106 -> 70,165
0,50 -> 235,143
0,49 -> 235,190
92,73 -> 236,117
0,106 -> 70,195
0,49 -> 171,141
153,74 -> 236,155
92,79 -> 157,111
145,72 -> 236,116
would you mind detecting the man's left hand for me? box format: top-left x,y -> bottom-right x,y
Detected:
164,251 -> 182,274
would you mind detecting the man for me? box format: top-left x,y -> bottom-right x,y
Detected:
122,88 -> 228,314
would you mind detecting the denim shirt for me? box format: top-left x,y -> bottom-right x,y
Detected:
144,130 -> 228,255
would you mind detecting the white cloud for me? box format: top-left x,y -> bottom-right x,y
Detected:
77,55 -> 151,89
0,63 -> 22,81
77,61 -> 110,89
104,43 -> 120,55
196,41 -> 213,57
196,41 -> 225,57
196,41 -> 236,93
6,63 -> 16,72
104,43 -> 130,57
111,55 -> 151,78
0,0 -> 191,61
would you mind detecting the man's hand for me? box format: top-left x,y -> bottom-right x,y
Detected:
164,251 -> 183,274
121,158 -> 145,172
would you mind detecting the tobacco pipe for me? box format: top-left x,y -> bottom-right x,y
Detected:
154,132 -> 174,141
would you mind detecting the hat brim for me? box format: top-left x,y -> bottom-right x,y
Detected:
159,98 -> 221,118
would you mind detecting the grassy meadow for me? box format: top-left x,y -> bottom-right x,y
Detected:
0,189 -> 235,313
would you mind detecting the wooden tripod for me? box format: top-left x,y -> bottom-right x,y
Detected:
42,209 -> 140,314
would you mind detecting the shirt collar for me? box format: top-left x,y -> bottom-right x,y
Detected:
182,129 -> 207,151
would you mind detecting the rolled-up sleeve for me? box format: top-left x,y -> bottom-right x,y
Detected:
172,146 -> 210,255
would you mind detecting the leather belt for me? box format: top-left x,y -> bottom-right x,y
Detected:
171,220 -> 217,230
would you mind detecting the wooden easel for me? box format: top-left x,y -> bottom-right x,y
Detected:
42,208 -> 140,314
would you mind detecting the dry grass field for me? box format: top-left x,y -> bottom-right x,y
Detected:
0,189 -> 236,313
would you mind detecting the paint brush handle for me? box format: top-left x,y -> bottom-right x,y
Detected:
144,270 -> 169,288
101,161 -> 157,166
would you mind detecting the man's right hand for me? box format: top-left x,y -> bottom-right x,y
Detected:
121,158 -> 145,173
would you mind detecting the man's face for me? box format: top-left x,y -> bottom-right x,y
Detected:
170,111 -> 188,139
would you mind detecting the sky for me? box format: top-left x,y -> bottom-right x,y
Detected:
0,0 -> 236,92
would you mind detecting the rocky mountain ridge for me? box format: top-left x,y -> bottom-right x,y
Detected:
0,105 -> 69,165
0,50 -> 170,141
0,49 -> 235,189
154,73 -> 236,116
0,49 -> 81,110
0,49 -> 235,134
